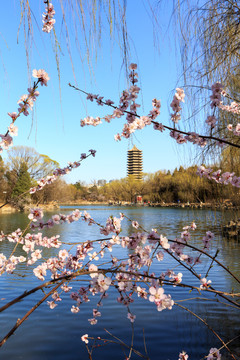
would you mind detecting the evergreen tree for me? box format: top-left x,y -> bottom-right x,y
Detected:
12,162 -> 31,198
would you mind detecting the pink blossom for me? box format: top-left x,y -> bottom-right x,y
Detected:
47,301 -> 57,309
89,149 -> 96,157
112,108 -> 124,118
160,235 -> 170,249
42,3 -> 56,33
59,249 -> 69,261
81,334 -> 89,344
0,134 -> 13,149
172,272 -> 183,286
127,312 -> 136,323
88,264 -> 98,278
93,309 -> 101,317
206,115 -> 217,128
8,112 -> 18,120
28,208 -> 44,222
200,277 -> 212,290
32,69 -> 50,86
179,351 -> 189,360
207,348 -> 221,360
156,251 -> 164,261
129,63 -> 137,70
219,101 -> 240,115
71,305 -> 80,313
136,286 -> 148,299
132,221 -> 139,229
114,133 -> 122,141
196,166 -> 212,178
97,273 -> 111,291
8,123 -> 18,136
153,122 -> 165,131
33,263 -> 47,280
234,123 -> 240,136
175,88 -> 185,102
149,286 -> 164,303
210,82 -> 223,108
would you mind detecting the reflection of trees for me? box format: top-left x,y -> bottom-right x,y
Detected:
221,238 -> 240,290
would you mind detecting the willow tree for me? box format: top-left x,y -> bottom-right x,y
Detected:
18,0 -> 130,81
166,0 -> 240,86
158,0 -> 240,165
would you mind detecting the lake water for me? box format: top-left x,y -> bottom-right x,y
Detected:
0,205 -> 239,360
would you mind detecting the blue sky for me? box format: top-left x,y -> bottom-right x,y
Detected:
0,1 -> 193,184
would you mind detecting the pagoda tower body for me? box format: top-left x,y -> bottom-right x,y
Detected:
127,145 -> 143,180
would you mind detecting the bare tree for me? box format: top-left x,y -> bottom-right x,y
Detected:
7,146 -> 59,180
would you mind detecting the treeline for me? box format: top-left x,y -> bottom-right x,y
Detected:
0,146 -> 76,210
97,166 -> 239,205
1,146 -> 239,209
72,166 -> 239,205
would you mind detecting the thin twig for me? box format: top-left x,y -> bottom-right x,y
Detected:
176,303 -> 237,360
0,280 -> 64,347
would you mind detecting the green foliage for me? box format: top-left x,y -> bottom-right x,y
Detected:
0,156 -> 7,202
11,162 -> 32,198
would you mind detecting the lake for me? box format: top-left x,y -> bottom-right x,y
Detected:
0,205 -> 239,360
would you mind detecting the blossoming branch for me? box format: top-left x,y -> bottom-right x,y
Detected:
69,64 -> 240,149
42,1 -> 55,33
0,69 -> 49,153
29,149 -> 96,194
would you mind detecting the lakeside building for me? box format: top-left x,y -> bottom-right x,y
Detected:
127,145 -> 143,180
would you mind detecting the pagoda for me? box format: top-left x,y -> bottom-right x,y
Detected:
127,145 -> 143,180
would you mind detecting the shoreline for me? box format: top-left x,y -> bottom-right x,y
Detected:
0,200 -> 238,213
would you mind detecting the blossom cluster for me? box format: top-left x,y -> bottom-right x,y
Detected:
219,101 -> 240,115
42,2 -> 55,33
169,130 -> 208,147
206,82 -> 240,132
197,165 -> 240,187
200,277 -> 212,290
0,209 -> 96,276
227,123 -> 240,136
80,64 -> 162,141
178,348 -> 221,360
206,115 -> 217,128
29,208 -> 93,230
0,227 -> 62,275
210,82 -> 224,109
170,88 -> 185,123
30,150 -> 96,194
